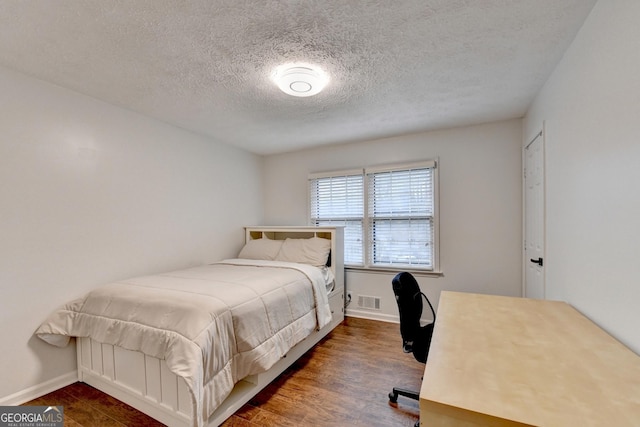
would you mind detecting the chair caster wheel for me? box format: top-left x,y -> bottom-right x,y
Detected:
388,391 -> 398,403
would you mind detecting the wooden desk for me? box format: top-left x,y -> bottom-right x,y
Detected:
419,292 -> 640,426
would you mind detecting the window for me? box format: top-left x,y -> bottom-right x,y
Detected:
309,161 -> 438,271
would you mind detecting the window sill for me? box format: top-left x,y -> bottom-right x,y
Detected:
345,266 -> 444,277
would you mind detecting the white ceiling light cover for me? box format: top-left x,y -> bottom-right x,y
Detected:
272,63 -> 329,97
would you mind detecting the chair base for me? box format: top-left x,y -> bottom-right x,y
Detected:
388,386 -> 419,403
389,387 -> 420,427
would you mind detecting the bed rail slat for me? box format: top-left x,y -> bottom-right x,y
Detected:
114,347 -> 145,392
102,343 -> 115,380
144,356 -> 161,403
160,361 -> 178,410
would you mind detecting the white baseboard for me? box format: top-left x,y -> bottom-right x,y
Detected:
345,310 -> 433,325
0,371 -> 78,406
345,309 -> 399,323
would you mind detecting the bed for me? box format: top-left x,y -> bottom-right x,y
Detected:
35,226 -> 344,427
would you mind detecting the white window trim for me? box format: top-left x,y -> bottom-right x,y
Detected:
308,168 -> 364,179
309,160 -> 441,273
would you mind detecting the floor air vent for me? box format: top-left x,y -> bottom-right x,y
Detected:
357,295 -> 381,310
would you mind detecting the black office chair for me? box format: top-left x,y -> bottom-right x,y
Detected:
388,272 -> 436,425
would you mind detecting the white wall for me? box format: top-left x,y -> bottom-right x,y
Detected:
0,66 -> 263,400
263,119 -> 523,321
524,0 -> 640,354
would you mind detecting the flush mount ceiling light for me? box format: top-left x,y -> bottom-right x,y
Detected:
272,63 -> 329,97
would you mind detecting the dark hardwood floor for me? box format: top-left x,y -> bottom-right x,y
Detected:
24,317 -> 422,426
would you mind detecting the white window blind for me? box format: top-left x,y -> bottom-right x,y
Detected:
367,167 -> 434,269
309,161 -> 437,271
309,172 -> 364,265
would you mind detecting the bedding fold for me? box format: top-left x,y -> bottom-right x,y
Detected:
35,259 -> 332,427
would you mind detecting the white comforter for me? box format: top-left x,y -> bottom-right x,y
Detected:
36,259 -> 332,427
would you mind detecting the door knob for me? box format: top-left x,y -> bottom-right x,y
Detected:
530,258 -> 543,266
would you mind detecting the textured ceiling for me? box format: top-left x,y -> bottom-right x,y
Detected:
0,0 -> 596,155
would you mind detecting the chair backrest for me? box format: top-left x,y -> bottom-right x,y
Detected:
392,272 -> 436,363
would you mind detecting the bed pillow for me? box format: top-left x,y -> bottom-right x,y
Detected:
275,237 -> 331,267
237,238 -> 284,260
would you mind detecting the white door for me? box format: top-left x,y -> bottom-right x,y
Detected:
524,131 -> 545,299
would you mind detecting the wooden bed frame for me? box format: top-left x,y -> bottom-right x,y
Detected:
76,226 -> 344,427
